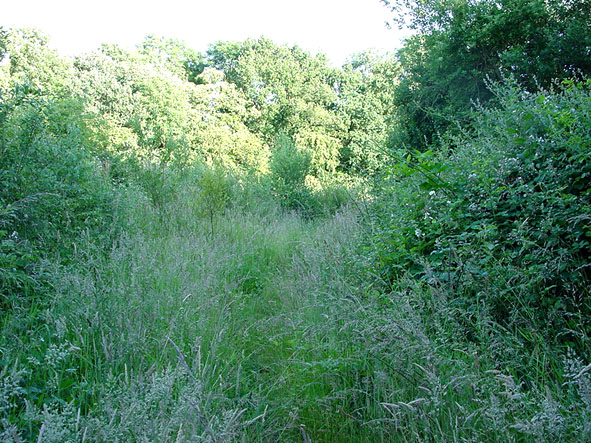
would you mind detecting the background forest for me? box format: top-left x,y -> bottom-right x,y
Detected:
1,0 -> 591,441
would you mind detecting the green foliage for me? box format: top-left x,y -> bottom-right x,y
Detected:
73,44 -> 270,173
294,129 -> 340,175
336,51 -> 400,172
201,39 -> 402,175
384,0 -> 591,150
0,82 -> 113,310
134,162 -> 180,211
207,38 -> 349,172
372,79 -> 591,343
73,46 -> 195,163
308,175 -> 354,217
269,133 -> 311,211
4,28 -> 72,95
267,134 -> 354,216
196,166 -> 231,236
4,18 -> 590,442
187,78 -> 269,173
3,166 -> 589,441
138,35 -> 206,83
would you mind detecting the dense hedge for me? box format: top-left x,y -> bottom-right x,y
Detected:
372,79 -> 591,345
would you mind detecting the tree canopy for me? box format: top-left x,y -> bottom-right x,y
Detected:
383,0 -> 591,149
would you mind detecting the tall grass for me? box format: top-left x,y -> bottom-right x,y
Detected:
2,168 -> 590,441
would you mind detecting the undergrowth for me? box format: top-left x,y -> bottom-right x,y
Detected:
2,163 -> 590,441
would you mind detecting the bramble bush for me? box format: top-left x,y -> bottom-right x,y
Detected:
0,85 -> 114,310
372,79 -> 591,347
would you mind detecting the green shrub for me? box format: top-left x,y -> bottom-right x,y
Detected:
313,182 -> 350,215
269,133 -> 312,212
196,165 -> 231,236
372,79 -> 591,345
0,88 -> 113,309
135,161 -> 180,211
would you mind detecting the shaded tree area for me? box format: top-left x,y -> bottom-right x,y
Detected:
383,0 -> 591,149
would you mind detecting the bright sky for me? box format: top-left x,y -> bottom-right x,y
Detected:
3,0 -> 411,66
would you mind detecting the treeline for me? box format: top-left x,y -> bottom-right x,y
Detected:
0,28 -> 398,304
2,29 -> 400,175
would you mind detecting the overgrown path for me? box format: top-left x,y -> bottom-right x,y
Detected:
40,202 -> 388,441
9,195 -> 590,441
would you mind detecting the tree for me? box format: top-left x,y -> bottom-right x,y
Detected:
3,28 -> 72,95
73,42 -> 269,174
207,38 -> 344,174
74,45 -> 197,164
138,35 -> 205,84
382,0 -> 591,149
336,51 -> 399,172
187,73 -> 269,173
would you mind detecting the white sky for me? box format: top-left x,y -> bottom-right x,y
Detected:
3,0 -> 411,66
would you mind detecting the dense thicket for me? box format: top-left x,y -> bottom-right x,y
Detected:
0,30 -> 114,310
372,80 -> 591,343
373,0 -> 591,342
